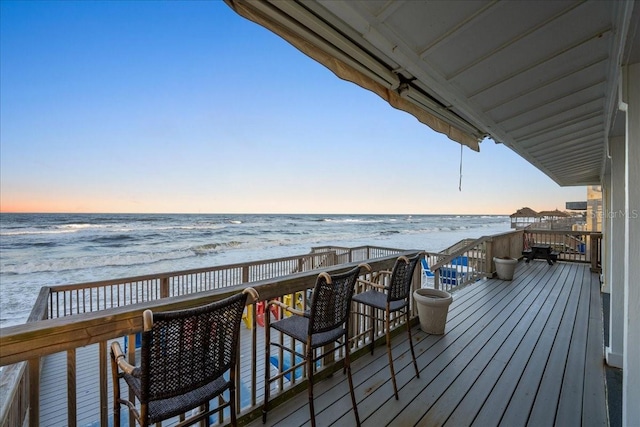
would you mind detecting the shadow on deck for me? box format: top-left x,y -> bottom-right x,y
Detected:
253,261 -> 608,426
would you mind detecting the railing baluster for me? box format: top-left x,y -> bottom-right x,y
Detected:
99,341 -> 108,427
67,349 -> 76,427
27,358 -> 39,427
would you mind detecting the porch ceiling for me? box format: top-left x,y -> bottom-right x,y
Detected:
225,0 -> 639,186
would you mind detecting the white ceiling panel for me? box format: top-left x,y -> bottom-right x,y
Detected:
226,0 -> 639,186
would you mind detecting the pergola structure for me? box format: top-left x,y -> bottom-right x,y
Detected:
539,209 -> 570,220
509,206 -> 540,229
225,1 -> 639,423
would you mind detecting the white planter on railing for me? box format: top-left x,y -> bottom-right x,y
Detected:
493,257 -> 518,280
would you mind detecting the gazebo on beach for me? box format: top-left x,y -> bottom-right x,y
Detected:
513,208 -> 577,230
538,209 -> 570,221
509,207 -> 540,229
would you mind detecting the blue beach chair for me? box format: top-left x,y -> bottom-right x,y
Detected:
439,256 -> 471,287
421,258 -> 435,287
439,267 -> 462,287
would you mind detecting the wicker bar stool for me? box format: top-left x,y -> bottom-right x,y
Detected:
262,265 -> 363,427
352,254 -> 421,399
110,287 -> 258,427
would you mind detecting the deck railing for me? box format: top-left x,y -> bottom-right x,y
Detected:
425,230 -> 602,292
309,245 -> 406,263
0,287 -> 49,427
425,230 -> 524,292
523,230 -> 602,272
0,247 -> 409,427
45,250 -> 348,319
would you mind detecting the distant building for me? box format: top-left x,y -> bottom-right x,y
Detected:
587,186 -> 602,232
510,207 -> 581,230
566,201 -> 588,210
510,207 -> 540,229
538,209 -> 570,222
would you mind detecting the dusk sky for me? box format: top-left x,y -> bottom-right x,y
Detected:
0,0 -> 587,215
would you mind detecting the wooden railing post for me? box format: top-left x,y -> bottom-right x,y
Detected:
66,350 -> 76,427
411,265 -> 421,316
514,230 -> 524,257
485,240 -> 494,277
27,359 -> 39,427
160,277 -> 169,299
99,341 -> 108,427
590,233 -> 602,272
242,265 -> 250,283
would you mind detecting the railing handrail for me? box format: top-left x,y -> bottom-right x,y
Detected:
424,230 -> 526,292
429,229 -> 524,271
46,250 -> 339,293
311,244 -> 406,253
41,249 -> 351,320
439,238 -> 476,255
524,229 -> 602,236
430,235 -> 491,271
27,287 -> 51,323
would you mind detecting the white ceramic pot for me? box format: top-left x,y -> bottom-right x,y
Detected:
413,288 -> 453,334
493,257 -> 518,280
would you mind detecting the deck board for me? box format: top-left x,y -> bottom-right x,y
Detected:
39,261 -> 608,426
526,263 -> 583,426
583,267 -> 608,424
446,264 -> 564,426
406,262 -> 572,426
497,263 -> 578,426
555,264 -> 591,426
251,261 -> 608,427
424,263 -> 570,426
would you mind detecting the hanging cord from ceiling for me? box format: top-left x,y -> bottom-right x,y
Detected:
459,144 -> 463,192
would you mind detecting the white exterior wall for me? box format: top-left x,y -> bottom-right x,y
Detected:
622,62 -> 640,427
607,136 -> 625,369
602,175 -> 610,294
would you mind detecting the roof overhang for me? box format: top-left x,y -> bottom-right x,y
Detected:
225,0 -> 639,186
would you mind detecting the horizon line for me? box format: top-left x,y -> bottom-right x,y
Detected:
0,211 -> 512,216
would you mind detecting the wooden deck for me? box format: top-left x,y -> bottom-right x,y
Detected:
252,261 -> 608,426
38,261 -> 608,426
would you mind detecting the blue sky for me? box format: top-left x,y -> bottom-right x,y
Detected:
0,0 -> 586,215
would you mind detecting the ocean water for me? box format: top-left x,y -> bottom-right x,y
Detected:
0,213 -> 510,327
